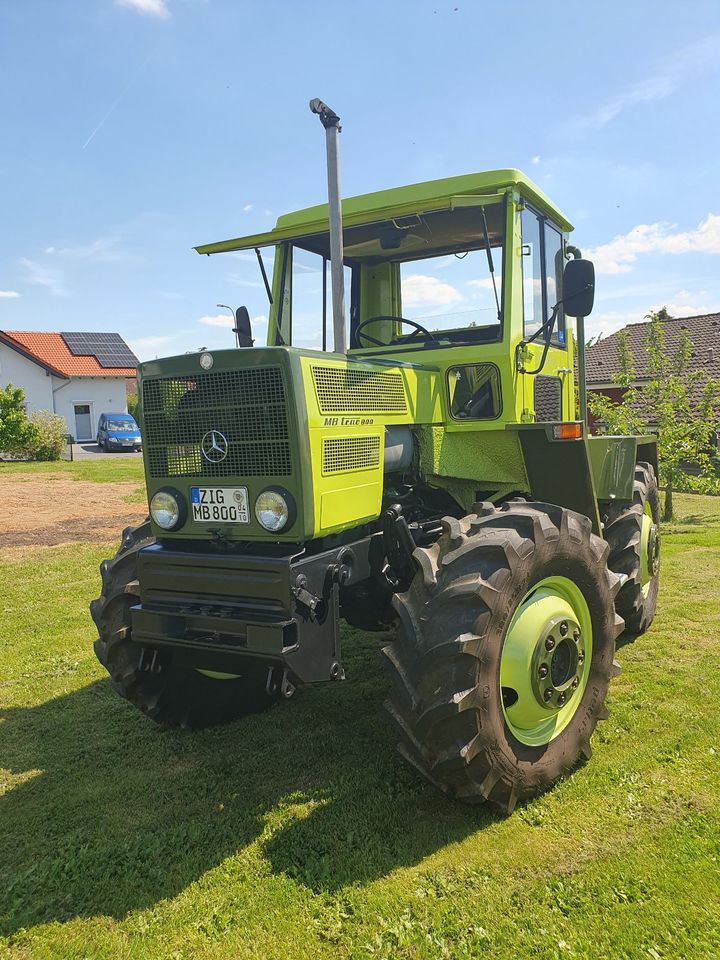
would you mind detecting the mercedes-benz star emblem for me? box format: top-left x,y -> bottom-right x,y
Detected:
201,430 -> 229,463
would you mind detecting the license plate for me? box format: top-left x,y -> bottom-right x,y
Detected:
190,486 -> 249,523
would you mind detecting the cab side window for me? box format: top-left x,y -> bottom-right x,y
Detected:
521,207 -> 565,345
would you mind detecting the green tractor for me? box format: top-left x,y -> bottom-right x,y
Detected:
92,101 -> 661,813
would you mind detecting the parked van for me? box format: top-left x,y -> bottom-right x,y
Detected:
97,413 -> 142,452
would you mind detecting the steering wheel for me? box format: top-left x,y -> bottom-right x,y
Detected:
354,316 -> 437,348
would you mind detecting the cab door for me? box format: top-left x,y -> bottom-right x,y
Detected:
520,207 -> 574,422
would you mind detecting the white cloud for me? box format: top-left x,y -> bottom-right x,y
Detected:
586,213 -> 720,274
129,335 -> 174,360
198,313 -> 268,330
0,290 -> 20,299
576,34 -> 720,130
584,300 -> 713,342
242,204 -> 253,213
199,313 -> 234,328
18,258 -> 66,297
466,278 -> 494,290
585,309 -> 645,341
50,236 -> 127,263
531,155 -> 541,165
651,301 -> 712,318
401,274 -> 461,308
227,274 -> 263,288
115,0 -> 170,18
582,75 -> 675,130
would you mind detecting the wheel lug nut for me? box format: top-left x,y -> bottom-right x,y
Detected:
558,693 -> 566,705
578,652 -> 585,663
543,689 -> 553,702
545,636 -> 556,651
559,621 -> 568,637
539,664 -> 548,679
572,677 -> 579,689
573,629 -> 581,642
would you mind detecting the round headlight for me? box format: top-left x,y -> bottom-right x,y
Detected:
255,488 -> 291,532
150,490 -> 181,530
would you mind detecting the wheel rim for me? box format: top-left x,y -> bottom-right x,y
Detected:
500,576 -> 593,747
639,501 -> 660,597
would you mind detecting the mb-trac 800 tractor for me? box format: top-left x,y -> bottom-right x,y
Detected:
92,102 -> 660,813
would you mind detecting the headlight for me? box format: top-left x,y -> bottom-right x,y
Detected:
254,487 -> 294,532
150,489 -> 184,530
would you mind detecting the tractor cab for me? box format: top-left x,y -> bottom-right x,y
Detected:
195,169 -> 578,430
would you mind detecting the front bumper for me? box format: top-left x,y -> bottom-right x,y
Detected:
130,538 -> 371,683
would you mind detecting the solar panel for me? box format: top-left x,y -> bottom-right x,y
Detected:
61,332 -> 138,368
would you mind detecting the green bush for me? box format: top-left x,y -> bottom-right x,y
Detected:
22,410 -> 67,461
0,383 -> 38,457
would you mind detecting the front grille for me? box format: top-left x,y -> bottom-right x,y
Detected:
322,436 -> 381,475
311,365 -> 408,414
142,367 -> 292,479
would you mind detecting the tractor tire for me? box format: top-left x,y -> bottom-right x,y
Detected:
382,501 -> 624,814
602,462 -> 660,638
91,520 -> 281,728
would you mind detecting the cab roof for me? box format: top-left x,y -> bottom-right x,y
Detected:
194,169 -> 573,256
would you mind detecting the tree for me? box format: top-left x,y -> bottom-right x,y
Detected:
0,384 -> 37,456
588,309 -> 720,521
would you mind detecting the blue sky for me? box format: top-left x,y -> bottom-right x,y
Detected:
2,0 -> 720,359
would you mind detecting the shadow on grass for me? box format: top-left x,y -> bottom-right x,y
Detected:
0,633 -> 490,934
668,513 -> 720,527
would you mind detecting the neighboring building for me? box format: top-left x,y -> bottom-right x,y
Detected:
586,312 -> 720,430
0,331 -> 138,441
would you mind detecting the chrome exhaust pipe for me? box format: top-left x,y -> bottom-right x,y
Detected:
309,98 -> 346,354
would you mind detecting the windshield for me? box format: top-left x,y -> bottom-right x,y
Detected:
107,419 -> 138,432
399,246 -> 502,335
271,200 -> 506,350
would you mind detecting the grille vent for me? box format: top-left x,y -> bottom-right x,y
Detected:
534,375 -> 563,421
142,367 -> 291,479
322,436 -> 381,475
312,366 -> 407,414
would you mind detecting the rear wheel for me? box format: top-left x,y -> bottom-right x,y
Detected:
603,462 -> 660,638
91,521 -> 281,728
382,501 -> 624,813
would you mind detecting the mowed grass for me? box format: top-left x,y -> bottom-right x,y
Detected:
0,458 -> 145,484
0,481 -> 719,959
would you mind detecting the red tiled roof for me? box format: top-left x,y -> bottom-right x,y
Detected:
0,331 -> 137,378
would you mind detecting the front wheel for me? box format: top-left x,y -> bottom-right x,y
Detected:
383,501 -> 624,813
91,520 -> 282,728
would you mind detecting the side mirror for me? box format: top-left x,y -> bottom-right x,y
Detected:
562,259 -> 595,318
233,306 -> 254,347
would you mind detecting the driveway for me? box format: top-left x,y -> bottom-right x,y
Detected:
69,443 -> 144,461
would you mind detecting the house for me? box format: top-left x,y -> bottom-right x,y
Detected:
0,331 -> 138,442
586,312 -> 720,429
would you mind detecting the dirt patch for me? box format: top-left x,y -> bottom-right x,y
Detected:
0,474 -> 146,547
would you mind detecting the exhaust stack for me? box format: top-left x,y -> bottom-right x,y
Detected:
309,98 -> 346,353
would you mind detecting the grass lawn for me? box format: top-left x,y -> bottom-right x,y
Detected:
0,458 -> 145,484
1,472 -> 719,959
